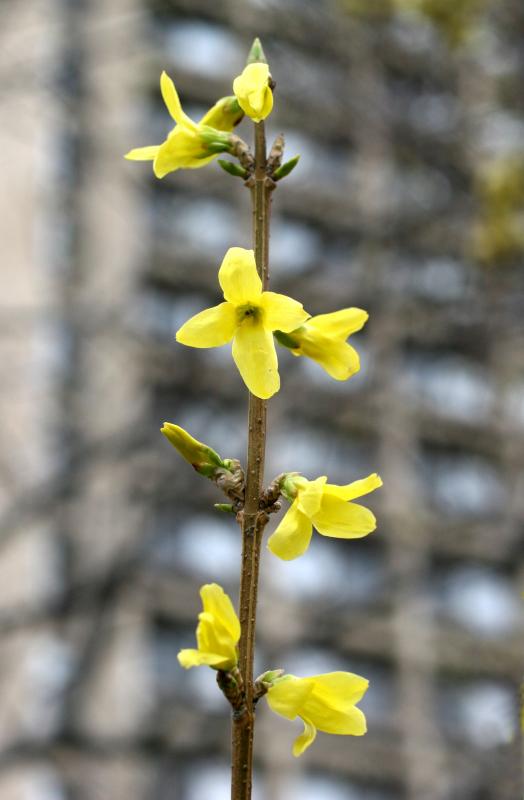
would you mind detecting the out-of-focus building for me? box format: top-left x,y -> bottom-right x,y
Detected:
0,1 -> 522,799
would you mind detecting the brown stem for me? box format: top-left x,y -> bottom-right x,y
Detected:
231,121 -> 273,800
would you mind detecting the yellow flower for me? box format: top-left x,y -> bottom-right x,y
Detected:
267,473 -> 382,560
233,63 -> 273,123
266,671 -> 369,756
176,247 -> 309,399
275,308 -> 368,380
178,583 -> 240,671
125,72 -> 241,178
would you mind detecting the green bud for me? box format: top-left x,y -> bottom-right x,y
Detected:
274,329 -> 300,350
256,669 -> 284,687
280,472 -> 301,502
273,155 -> 300,182
246,36 -> 268,65
161,423 -> 224,477
217,159 -> 249,179
214,503 -> 235,513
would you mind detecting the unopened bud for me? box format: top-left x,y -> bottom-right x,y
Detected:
161,423 -> 224,477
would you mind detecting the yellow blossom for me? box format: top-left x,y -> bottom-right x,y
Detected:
178,583 -> 240,671
125,72 -> 241,178
268,473 -> 382,560
233,63 -> 273,123
266,671 -> 369,756
176,247 -> 308,399
275,308 -> 368,380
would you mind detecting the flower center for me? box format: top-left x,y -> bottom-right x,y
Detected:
237,304 -> 261,325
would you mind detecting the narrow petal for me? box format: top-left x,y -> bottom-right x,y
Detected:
307,672 -> 369,711
325,473 -> 383,502
125,145 -> 160,161
294,333 -> 361,380
306,703 -> 367,736
218,247 -> 262,304
200,584 -> 240,643
308,308 -> 369,338
177,648 -> 228,669
266,676 -> 315,720
176,302 -> 236,348
293,716 -> 317,756
160,71 -> 195,127
296,477 -> 327,518
313,340 -> 361,380
313,497 -> 377,539
267,501 -> 313,560
153,138 -> 179,178
232,321 -> 279,399
196,612 -> 237,669
260,292 -> 309,333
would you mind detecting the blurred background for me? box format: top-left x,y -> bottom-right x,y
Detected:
1,0 -> 523,798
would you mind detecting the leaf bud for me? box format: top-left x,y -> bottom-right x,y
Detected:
273,155 -> 300,182
218,159 -> 249,179
246,36 -> 268,65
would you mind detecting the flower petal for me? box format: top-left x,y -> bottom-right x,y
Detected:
177,648 -> 229,669
124,145 -> 160,161
292,332 -> 361,380
325,473 -> 383,502
313,496 -> 377,539
176,302 -> 236,348
307,672 -> 369,711
260,292 -> 309,332
196,612 -> 238,670
266,676 -> 315,720
200,583 -> 240,643
305,703 -> 367,736
153,130 -> 216,177
232,320 -> 279,398
199,96 -> 243,131
160,71 -> 195,128
296,476 -> 327,518
218,247 -> 262,304
313,340 -> 361,380
308,308 -> 368,338
293,716 -> 317,756
267,500 -> 313,560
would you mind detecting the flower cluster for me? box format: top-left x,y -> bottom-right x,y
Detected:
179,583 -> 368,756
128,40 -> 383,763
175,246 -> 368,399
